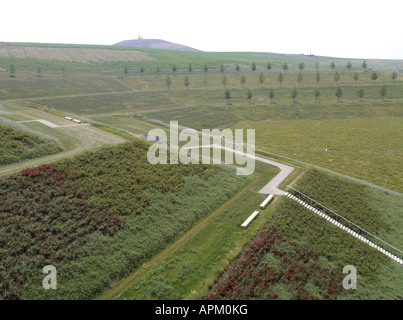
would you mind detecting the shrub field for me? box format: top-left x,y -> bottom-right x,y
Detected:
0,123 -> 62,166
207,169 -> 403,300
205,225 -> 344,300
0,164 -> 124,299
0,140 -> 248,299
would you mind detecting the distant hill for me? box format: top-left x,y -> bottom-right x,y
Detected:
114,39 -> 201,52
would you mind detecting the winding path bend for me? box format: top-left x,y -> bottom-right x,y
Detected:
181,144 -> 294,195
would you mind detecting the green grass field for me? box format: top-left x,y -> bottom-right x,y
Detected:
274,170 -> 403,299
0,42 -> 402,301
0,101 -> 125,177
98,159 -> 281,300
236,117 -> 403,193
1,140 -> 250,299
0,76 -> 130,100
18,69 -> 401,193
0,121 -> 62,165
1,42 -> 402,73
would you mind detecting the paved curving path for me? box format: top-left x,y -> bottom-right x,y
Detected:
181,144 -> 294,195
176,143 -> 403,265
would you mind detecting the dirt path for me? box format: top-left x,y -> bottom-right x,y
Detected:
0,125 -> 125,177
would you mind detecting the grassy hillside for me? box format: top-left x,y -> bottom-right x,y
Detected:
1,44 -> 401,193
99,159 -> 280,300
1,42 -> 402,74
239,117 -> 403,193
0,122 -> 62,165
207,169 -> 403,300
21,69 -> 402,193
0,45 -> 153,62
0,77 -> 130,100
0,140 -> 249,299
0,42 -> 401,301
0,102 -> 126,177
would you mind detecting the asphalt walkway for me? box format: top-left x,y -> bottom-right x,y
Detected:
182,144 -> 294,195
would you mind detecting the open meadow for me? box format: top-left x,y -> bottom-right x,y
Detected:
14,61 -> 402,193
0,42 -> 402,300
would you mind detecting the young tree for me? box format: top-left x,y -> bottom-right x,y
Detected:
9,64 -> 16,77
380,85 -> 387,102
258,72 -> 265,88
268,88 -> 275,103
391,71 -> 398,83
298,62 -> 305,72
219,63 -> 225,74
184,75 -> 190,89
315,72 -> 321,86
204,64 -> 208,74
282,63 -> 288,72
357,89 -> 364,101
290,87 -> 298,103
266,62 -> 272,74
240,75 -> 246,88
37,66 -> 42,77
278,72 -> 284,87
62,66 -> 66,77
362,60 -> 368,72
222,75 -> 228,88
346,61 -> 352,72
247,89 -> 253,104
297,72 -> 303,86
333,72 -> 340,85
251,62 -> 257,73
235,63 -> 240,73
225,89 -> 231,104
371,71 -> 378,84
140,65 -> 145,75
330,62 -> 336,72
172,65 -> 177,75
335,86 -> 343,101
166,76 -> 172,90
123,65 -> 128,75
353,72 -> 359,85
313,88 -> 321,102
188,63 -> 192,73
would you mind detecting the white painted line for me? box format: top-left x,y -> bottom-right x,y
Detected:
17,119 -> 89,128
18,119 -> 60,128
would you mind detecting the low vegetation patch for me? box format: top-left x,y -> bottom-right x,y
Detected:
205,225 -> 343,300
240,117 -> 403,193
0,140 -> 248,299
207,169 -> 402,300
0,123 -> 62,166
0,164 -> 124,299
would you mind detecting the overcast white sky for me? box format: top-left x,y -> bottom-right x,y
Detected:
1,0 -> 402,59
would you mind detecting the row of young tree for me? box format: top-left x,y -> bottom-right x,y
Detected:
127,59 -> 399,77
7,61 -> 398,83
163,71 -> 397,91
221,85 -> 389,105
8,64 -> 67,78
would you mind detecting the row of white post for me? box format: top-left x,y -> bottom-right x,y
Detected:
286,193 -> 403,265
